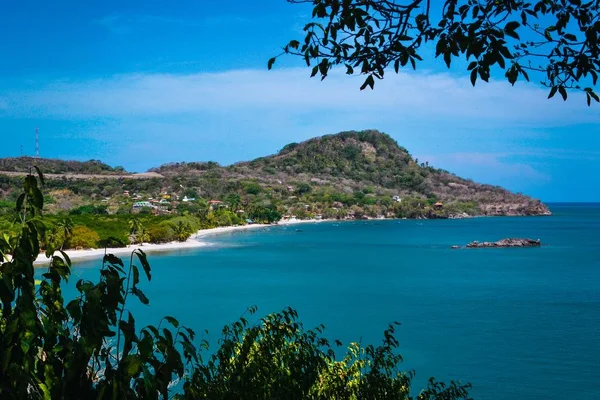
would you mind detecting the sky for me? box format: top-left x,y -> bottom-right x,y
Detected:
0,0 -> 598,202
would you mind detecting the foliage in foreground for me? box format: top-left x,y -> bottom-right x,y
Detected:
274,0 -> 600,105
0,170 -> 471,399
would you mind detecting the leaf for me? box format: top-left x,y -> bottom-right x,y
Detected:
135,249 -> 151,281
32,166 -> 45,187
310,65 -> 319,77
163,316 -> 179,328
58,250 -> 72,267
267,57 -> 276,70
121,355 -> 142,377
443,51 -> 451,68
470,68 -> 477,86
103,254 -> 124,268
132,287 -> 149,305
548,86 -> 558,99
497,55 -> 505,69
558,86 -> 567,101
16,193 -> 25,212
505,30 -> 520,40
504,21 -> 520,32
288,40 -> 300,49
360,74 -> 375,90
66,299 -> 81,321
132,265 -> 140,286
31,186 -> 44,210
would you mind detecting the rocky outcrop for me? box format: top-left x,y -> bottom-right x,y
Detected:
466,238 -> 541,248
478,201 -> 551,216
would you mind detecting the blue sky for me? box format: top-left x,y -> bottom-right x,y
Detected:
0,1 -> 598,202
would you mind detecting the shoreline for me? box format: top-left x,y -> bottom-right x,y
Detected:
31,214 -> 540,266
33,223 -> 276,266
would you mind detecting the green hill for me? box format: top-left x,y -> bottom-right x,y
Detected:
0,130 -> 551,218
153,130 -> 550,217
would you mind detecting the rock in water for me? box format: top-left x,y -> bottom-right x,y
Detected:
466,238 -> 541,248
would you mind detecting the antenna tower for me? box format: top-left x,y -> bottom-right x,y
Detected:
35,128 -> 39,158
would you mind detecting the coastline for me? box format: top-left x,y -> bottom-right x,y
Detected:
33,223 -> 275,266
32,215 -> 512,266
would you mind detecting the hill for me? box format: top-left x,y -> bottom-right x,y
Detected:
152,130 -> 550,217
0,130 -> 550,219
0,157 -> 125,175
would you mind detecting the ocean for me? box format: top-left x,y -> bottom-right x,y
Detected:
51,203 -> 600,399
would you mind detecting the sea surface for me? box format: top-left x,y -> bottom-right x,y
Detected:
46,203 -> 600,399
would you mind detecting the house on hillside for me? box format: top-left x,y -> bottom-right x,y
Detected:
434,202 -> 444,210
208,200 -> 223,210
392,195 -> 402,203
132,201 -> 156,214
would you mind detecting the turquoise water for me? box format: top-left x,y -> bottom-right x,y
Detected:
51,204 -> 600,399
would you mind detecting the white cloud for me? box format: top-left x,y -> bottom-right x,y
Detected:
91,14 -> 251,35
2,68 -> 598,129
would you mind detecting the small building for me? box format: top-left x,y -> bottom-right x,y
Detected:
133,201 -> 153,209
182,196 -> 196,202
132,201 -> 157,214
392,195 -> 402,203
434,202 -> 444,210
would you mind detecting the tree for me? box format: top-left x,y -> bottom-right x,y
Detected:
67,225 -> 101,249
171,220 -> 194,242
271,0 -> 600,105
129,218 -> 144,245
55,216 -> 74,250
225,193 -> 242,211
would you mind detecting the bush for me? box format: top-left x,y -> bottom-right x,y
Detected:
147,225 -> 175,243
69,204 -> 109,215
245,182 -> 262,195
66,225 -> 100,249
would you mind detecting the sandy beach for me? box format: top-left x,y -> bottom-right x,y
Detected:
33,219 -> 337,266
33,223 -> 274,266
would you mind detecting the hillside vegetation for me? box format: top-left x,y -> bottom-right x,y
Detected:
0,130 -> 550,250
152,130 -> 550,217
0,156 -> 124,174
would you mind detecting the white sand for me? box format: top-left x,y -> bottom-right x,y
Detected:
33,223 -> 273,266
33,220 -> 337,266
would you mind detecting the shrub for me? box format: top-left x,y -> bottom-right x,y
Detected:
147,225 -> 175,243
67,225 -> 100,249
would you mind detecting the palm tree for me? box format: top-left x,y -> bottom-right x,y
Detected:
56,217 -> 74,250
129,218 -> 143,235
129,219 -> 145,244
171,221 -> 192,242
226,194 -> 241,212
